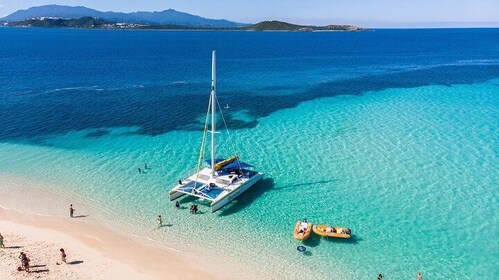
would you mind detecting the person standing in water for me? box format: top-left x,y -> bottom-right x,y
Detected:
157,215 -> 162,228
416,272 -> 423,280
175,201 -> 180,209
378,274 -> 383,280
0,233 -> 5,249
138,168 -> 142,174
144,163 -> 148,170
69,204 -> 75,218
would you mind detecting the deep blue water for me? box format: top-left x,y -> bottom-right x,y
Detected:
1,28 -> 498,141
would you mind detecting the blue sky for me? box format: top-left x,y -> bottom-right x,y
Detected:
0,0 -> 498,27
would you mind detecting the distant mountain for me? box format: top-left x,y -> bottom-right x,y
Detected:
245,20 -> 363,31
1,5 -> 248,28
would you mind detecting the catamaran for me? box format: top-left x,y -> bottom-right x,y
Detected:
168,51 -> 263,212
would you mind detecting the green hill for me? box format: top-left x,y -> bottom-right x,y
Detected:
245,20 -> 363,31
9,17 -> 111,28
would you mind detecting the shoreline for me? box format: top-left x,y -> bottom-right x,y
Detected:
0,207 -> 216,279
0,174 -> 271,279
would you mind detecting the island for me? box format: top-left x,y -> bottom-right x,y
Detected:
244,20 -> 363,31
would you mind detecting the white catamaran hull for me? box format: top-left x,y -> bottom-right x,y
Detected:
210,172 -> 263,212
169,189 -> 185,200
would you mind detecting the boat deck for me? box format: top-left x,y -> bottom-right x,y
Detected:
169,167 -> 260,203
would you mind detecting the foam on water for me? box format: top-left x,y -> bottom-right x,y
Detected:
1,79 -> 497,278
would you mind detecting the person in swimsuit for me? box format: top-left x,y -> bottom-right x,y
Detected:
0,233 -> 5,249
60,248 -> 67,264
157,215 -> 162,228
175,201 -> 180,209
416,272 -> 423,280
19,253 -> 30,272
69,204 -> 75,218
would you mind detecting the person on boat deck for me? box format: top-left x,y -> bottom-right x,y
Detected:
332,227 -> 337,233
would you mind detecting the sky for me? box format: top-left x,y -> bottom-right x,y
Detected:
0,0 -> 498,28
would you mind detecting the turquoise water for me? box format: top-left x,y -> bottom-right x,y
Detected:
0,28 -> 498,279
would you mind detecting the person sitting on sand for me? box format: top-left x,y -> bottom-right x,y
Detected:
69,204 -> 75,218
60,248 -> 67,264
0,233 -> 5,249
157,215 -> 162,228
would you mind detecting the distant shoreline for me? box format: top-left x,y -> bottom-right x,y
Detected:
1,18 -> 364,32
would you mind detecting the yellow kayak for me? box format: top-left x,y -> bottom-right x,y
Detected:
313,224 -> 351,239
293,221 -> 312,240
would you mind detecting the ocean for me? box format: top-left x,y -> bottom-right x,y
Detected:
0,27 -> 498,279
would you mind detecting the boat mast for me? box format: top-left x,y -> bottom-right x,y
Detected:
210,50 -> 216,176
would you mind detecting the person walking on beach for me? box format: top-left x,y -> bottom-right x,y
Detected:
69,204 -> 75,218
0,233 -> 5,249
19,252 -> 29,272
157,215 -> 162,228
416,272 -> 423,280
24,256 -> 30,273
19,252 -> 26,268
60,248 -> 67,264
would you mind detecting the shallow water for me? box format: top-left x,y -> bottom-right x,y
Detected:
0,28 -> 498,279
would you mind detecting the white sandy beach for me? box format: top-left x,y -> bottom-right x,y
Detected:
0,175 -> 268,280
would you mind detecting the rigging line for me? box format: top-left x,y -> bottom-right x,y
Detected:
215,95 -> 244,172
193,92 -> 212,191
